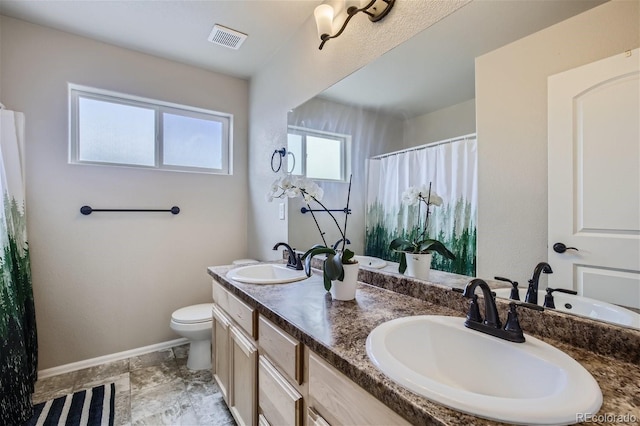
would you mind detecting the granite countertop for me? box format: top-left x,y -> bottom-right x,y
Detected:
208,263 -> 640,425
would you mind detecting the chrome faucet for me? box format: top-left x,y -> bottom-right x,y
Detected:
460,278 -> 544,343
525,262 -> 553,305
272,242 -> 303,270
332,238 -> 351,250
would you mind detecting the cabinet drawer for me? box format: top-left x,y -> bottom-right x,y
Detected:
259,356 -> 302,426
308,353 -> 410,426
228,291 -> 256,339
212,280 -> 229,310
258,316 -> 303,384
213,280 -> 256,339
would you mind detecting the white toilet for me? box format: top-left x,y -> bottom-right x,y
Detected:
170,303 -> 215,370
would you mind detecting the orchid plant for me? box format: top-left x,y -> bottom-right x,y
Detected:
389,182 -> 455,273
267,175 -> 355,290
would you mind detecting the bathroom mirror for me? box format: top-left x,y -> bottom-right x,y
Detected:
285,0 -> 640,330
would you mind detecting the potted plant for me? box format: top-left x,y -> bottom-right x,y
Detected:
389,182 -> 455,279
267,175 -> 358,300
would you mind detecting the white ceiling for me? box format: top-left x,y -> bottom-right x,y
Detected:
0,0 -> 606,115
320,0 -> 606,118
0,0 -> 323,79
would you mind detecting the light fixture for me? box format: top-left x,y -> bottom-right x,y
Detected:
314,0 -> 395,50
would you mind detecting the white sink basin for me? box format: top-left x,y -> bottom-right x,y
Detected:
354,255 -> 387,269
226,264 -> 307,284
493,288 -> 640,329
366,315 -> 602,425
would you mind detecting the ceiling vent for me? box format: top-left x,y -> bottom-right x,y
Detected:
207,24 -> 247,50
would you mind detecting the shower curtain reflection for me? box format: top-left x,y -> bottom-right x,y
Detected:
366,135 -> 477,276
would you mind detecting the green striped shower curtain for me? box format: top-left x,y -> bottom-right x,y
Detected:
0,108 -> 38,424
365,135 -> 477,276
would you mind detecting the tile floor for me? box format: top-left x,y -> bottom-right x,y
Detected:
32,344 -> 236,425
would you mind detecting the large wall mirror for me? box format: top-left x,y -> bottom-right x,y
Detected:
285,0 -> 640,330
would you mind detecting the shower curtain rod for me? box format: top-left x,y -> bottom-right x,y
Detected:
370,133 -> 476,160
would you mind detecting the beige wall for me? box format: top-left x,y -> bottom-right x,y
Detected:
476,0 -> 639,284
404,99 -> 476,146
0,16 -> 249,369
248,0 -> 471,261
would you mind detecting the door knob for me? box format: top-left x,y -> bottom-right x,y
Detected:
553,242 -> 579,253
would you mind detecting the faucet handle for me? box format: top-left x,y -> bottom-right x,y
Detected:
543,287 -> 578,308
503,301 -> 544,343
495,276 -> 520,301
466,294 -> 483,323
511,300 -> 544,312
452,287 -> 485,324
503,303 -> 525,342
452,286 -> 484,323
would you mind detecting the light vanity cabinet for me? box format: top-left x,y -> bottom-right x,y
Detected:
212,278 -> 410,426
257,316 -> 304,426
306,407 -> 331,426
211,305 -> 231,401
230,326 -> 258,426
307,352 -> 411,426
212,280 -> 258,426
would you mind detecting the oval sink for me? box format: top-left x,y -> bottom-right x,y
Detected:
493,288 -> 640,329
354,255 -> 387,269
226,264 -> 307,284
366,315 -> 602,425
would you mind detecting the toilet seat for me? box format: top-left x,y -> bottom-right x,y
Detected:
171,303 -> 214,324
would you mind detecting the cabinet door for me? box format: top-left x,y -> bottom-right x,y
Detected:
212,305 -> 231,403
258,355 -> 302,426
230,325 -> 258,426
308,353 -> 410,426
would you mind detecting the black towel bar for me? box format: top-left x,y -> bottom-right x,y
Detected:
300,207 -> 351,214
80,206 -> 180,215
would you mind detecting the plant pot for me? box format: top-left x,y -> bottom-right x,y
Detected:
405,253 -> 432,280
330,261 -> 359,301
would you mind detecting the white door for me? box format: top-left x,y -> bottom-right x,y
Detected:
548,49 -> 640,309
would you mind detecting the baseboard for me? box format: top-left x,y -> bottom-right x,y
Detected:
37,337 -> 189,379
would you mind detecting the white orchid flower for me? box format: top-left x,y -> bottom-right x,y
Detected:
401,186 -> 420,206
303,181 -> 324,202
280,175 -> 294,189
428,193 -> 443,206
285,187 -> 301,198
266,174 -> 326,207
418,184 -> 431,198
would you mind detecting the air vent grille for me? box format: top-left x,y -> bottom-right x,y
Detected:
207,24 -> 247,50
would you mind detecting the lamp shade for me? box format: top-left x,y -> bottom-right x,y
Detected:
314,4 -> 334,38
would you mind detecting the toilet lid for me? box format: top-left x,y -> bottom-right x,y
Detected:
172,303 -> 214,324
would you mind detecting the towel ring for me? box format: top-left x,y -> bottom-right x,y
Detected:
286,151 -> 296,174
271,147 -> 287,172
